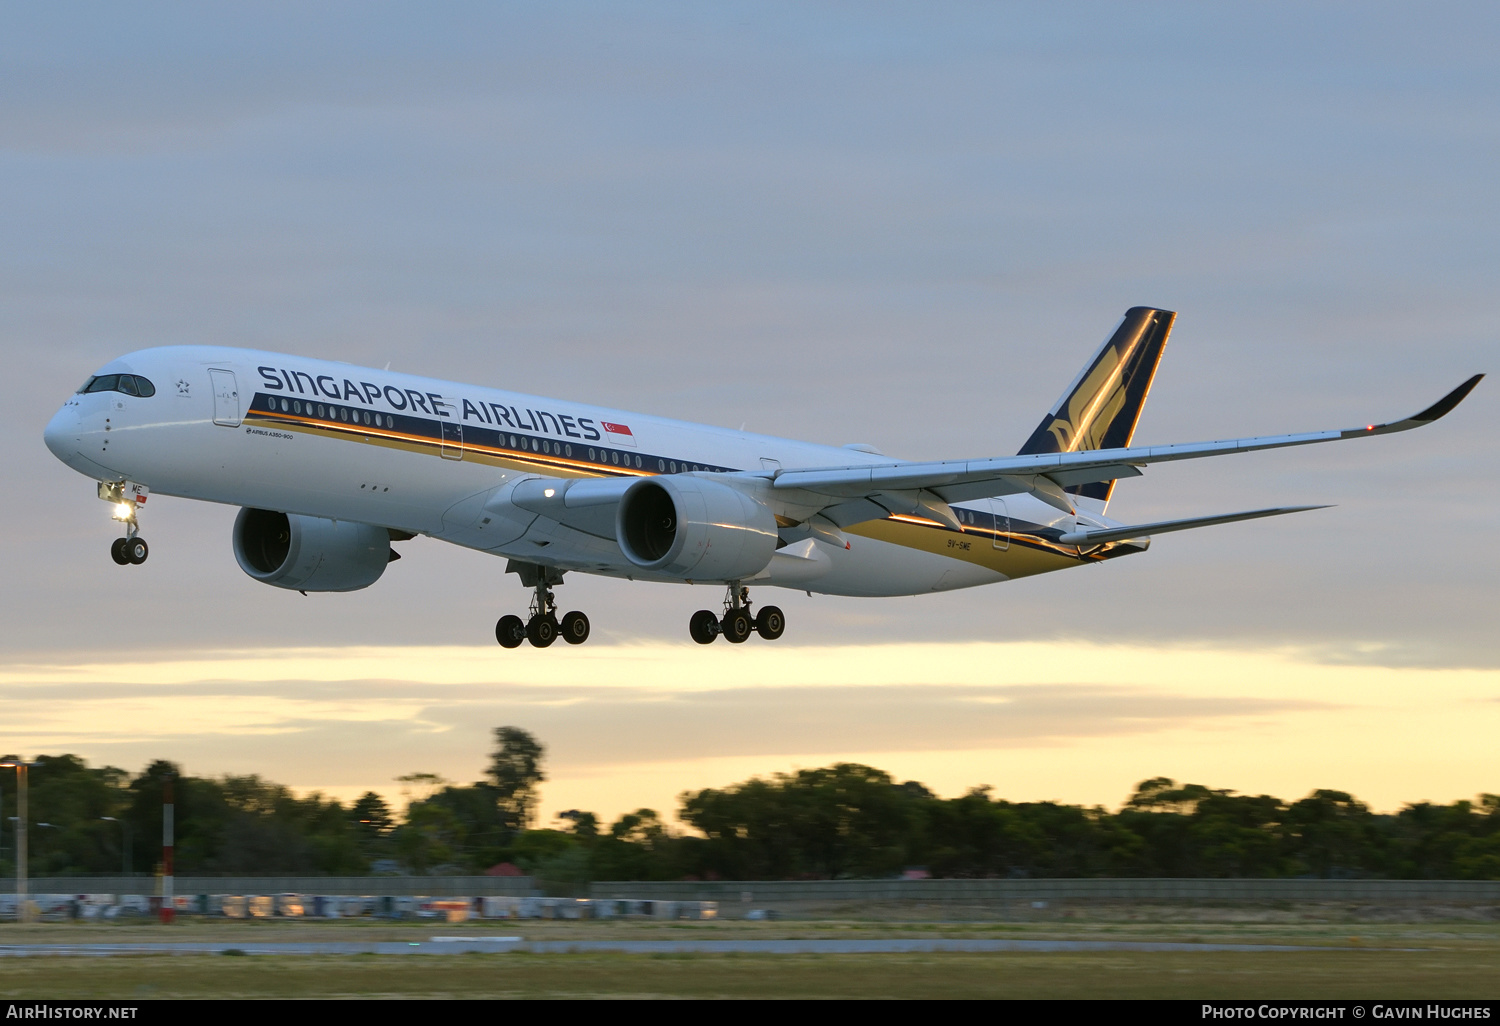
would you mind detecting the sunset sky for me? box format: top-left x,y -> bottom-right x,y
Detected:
3,4 -> 1496,826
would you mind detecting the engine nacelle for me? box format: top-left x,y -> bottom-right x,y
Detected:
233,508 -> 392,592
616,477 -> 778,582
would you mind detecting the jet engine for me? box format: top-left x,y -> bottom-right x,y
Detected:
233,507 -> 393,592
616,476 -> 778,582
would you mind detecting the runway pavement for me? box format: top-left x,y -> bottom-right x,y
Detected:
0,937 -> 1374,957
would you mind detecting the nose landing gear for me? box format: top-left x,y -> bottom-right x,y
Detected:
690,584 -> 785,645
110,536 -> 149,566
101,481 -> 149,566
496,561 -> 590,649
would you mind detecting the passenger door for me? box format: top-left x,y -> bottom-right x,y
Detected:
209,369 -> 241,427
437,401 -> 463,460
987,497 -> 1010,551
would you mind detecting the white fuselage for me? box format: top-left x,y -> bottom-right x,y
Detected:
44,346 -> 1114,598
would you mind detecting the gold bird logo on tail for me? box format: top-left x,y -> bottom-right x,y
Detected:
1045,346 -> 1129,452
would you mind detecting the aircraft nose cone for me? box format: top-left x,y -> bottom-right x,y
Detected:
43,405 -> 80,462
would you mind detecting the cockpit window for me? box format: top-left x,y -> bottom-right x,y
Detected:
78,374 -> 156,397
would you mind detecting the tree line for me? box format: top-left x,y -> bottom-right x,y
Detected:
2,731 -> 1496,883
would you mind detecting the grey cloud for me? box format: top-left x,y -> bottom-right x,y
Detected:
4,679 -> 1329,777
426,683 -> 1329,767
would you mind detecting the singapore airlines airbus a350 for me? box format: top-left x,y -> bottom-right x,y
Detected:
43,307 -> 1481,648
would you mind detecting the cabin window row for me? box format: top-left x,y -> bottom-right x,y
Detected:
253,394 -> 723,473
582,446 -> 639,469
653,458 -> 717,474
265,395 -> 386,427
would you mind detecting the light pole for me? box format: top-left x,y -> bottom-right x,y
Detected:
160,773 -> 174,925
102,817 -> 131,877
0,761 -> 33,923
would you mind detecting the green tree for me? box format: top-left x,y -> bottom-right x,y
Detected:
1184,792 -> 1289,877
423,783 -> 511,867
10,746 -> 1497,883
558,809 -> 599,838
681,764 -> 922,879
1283,789 -> 1384,878
395,802 -> 465,874
585,810 -> 682,881
508,829 -> 591,895
486,727 -> 546,831
10,755 -> 131,876
349,792 -> 392,859
1453,795 -> 1500,879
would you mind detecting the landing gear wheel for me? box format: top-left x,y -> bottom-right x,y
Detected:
755,605 -> 785,641
689,609 -> 720,645
125,538 -> 149,565
560,610 -> 590,645
527,613 -> 559,648
495,614 -> 526,649
110,538 -> 130,565
721,608 -> 753,644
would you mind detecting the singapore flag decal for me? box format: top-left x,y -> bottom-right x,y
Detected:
602,421 -> 636,448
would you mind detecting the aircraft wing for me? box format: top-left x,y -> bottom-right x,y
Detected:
769,375 -> 1483,517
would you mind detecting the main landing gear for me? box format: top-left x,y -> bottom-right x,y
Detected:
496,561 -> 590,649
101,481 -> 149,566
690,583 -> 785,645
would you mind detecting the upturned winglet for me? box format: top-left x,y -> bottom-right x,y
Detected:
1346,374 -> 1484,438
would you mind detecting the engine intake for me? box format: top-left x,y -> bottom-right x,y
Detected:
616,477 -> 777,582
233,508 -> 393,592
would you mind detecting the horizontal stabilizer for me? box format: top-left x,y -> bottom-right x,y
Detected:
1057,505 -> 1329,545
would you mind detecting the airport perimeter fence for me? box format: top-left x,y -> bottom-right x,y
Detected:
588,878 -> 1500,904
12,877 -> 1500,904
19,875 -> 538,897
1,892 -> 716,923
7,877 -> 1500,923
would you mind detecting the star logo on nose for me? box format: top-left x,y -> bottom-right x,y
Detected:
176,379 -> 191,395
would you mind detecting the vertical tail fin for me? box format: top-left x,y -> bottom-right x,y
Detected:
1016,306 -> 1175,507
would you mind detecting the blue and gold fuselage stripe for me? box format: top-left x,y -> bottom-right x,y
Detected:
245,390 -> 731,477
244,391 -> 1140,574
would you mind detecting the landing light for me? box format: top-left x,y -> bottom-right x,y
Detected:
543,488 -> 556,498
112,502 -> 134,521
